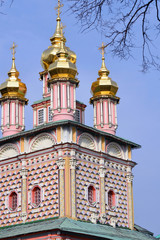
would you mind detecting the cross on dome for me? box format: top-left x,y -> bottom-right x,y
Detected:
99,42 -> 106,59
55,0 -> 64,18
10,42 -> 17,60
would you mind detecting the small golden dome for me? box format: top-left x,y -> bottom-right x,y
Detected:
41,16 -> 77,70
0,43 -> 27,101
91,44 -> 118,100
48,38 -> 78,79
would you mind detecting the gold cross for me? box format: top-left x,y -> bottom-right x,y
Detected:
55,0 -> 64,18
99,42 -> 106,58
10,42 -> 17,59
61,22 -> 66,35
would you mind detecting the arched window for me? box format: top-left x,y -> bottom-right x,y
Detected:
108,190 -> 116,209
88,185 -> 96,204
32,186 -> 41,207
9,192 -> 17,211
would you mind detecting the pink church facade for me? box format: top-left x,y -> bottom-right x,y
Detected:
0,2 -> 157,240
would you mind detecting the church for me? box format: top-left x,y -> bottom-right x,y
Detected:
0,1 -> 158,239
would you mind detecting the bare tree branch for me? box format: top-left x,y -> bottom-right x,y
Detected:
68,0 -> 160,71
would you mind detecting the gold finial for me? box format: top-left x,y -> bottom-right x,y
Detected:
10,42 -> 17,70
55,0 -> 64,19
99,42 -> 105,59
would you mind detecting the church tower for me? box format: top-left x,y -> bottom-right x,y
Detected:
90,43 -> 119,135
40,1 -> 79,122
0,43 -> 28,137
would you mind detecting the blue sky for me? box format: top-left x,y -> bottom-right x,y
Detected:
0,0 -> 160,236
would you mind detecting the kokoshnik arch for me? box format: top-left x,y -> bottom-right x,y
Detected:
0,1 -> 157,239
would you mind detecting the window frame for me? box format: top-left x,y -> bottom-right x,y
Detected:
87,185 -> 96,205
108,190 -> 116,210
9,191 -> 18,211
32,186 -> 41,207
38,108 -> 44,125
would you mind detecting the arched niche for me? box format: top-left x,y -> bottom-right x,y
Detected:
78,133 -> 96,150
106,142 -> 123,159
30,133 -> 56,152
0,144 -> 19,160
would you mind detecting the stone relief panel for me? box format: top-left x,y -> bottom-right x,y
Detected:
78,133 -> 96,150
30,133 -> 56,152
106,142 -> 123,159
0,143 -> 19,160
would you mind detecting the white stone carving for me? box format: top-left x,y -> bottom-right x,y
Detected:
106,142 -> 123,159
30,133 -> 56,152
78,133 -> 96,150
110,216 -> 117,228
100,214 -> 106,224
90,213 -> 98,224
0,143 -> 19,160
126,174 -> 134,183
70,158 -> 77,169
57,157 -> 65,170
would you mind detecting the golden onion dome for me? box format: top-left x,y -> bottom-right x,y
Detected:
41,15 -> 77,70
91,44 -> 118,100
0,43 -> 27,101
48,38 -> 77,79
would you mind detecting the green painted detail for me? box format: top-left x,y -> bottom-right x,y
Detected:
32,96 -> 50,105
156,235 -> 160,239
0,218 -> 156,240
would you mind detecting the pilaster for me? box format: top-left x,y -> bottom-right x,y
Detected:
70,156 -> 77,219
20,166 -> 29,223
99,159 -> 106,220
57,157 -> 65,217
126,173 -> 134,230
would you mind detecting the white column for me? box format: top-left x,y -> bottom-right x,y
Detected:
51,84 -> 53,110
7,100 -> 10,126
1,102 -> 3,127
73,85 -> 76,113
94,102 -> 97,127
67,82 -> 70,109
100,99 -> 103,127
57,83 -> 60,110
115,102 -> 117,125
43,75 -> 45,95
108,99 -> 112,126
62,84 -> 65,108
22,104 -> 25,128
16,100 -> 19,127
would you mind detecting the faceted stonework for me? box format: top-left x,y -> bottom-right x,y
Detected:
0,163 -> 22,226
26,155 -> 59,221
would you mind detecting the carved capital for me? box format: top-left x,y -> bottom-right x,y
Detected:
20,212 -> 27,223
57,157 -> 65,170
99,166 -> 106,177
70,157 -> 77,170
126,174 -> 134,183
20,169 -> 28,179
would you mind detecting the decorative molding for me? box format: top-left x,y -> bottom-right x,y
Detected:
20,169 -> 29,179
100,214 -> 106,224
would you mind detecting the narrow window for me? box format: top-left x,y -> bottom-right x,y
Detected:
48,106 -> 52,122
75,109 -> 81,123
32,186 -> 41,207
38,109 -> 44,125
88,185 -> 96,204
9,192 -> 17,211
108,190 -> 116,209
